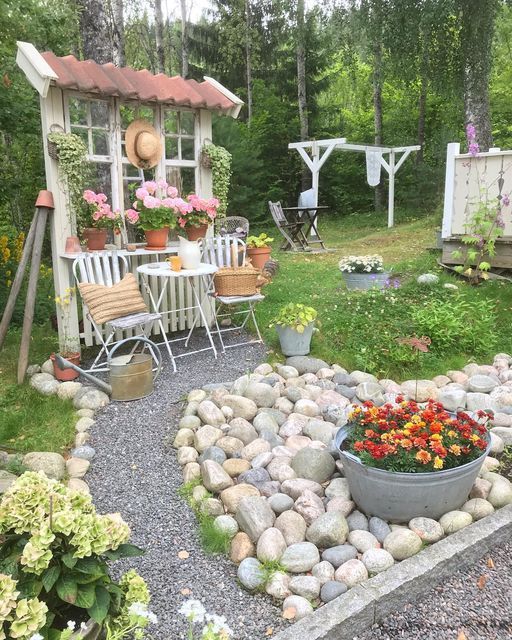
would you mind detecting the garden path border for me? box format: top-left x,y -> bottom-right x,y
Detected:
273,504 -> 512,640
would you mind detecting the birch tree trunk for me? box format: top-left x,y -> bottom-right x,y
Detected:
154,0 -> 166,74
416,43 -> 428,165
296,0 -> 309,190
245,0 -> 253,124
460,0 -> 498,151
77,0 -> 112,63
180,0 -> 189,78
110,0 -> 125,67
373,38 -> 384,211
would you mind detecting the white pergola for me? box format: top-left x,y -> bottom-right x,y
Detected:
289,138 -> 420,227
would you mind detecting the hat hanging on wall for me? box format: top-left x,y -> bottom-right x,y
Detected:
125,119 -> 162,169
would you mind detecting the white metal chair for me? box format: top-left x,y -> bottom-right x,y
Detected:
200,236 -> 264,352
215,215 -> 250,238
73,252 -> 161,371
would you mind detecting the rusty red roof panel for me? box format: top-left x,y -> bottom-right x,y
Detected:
41,51 -> 238,112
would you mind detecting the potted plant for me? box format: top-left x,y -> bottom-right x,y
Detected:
246,234 -> 274,271
179,194 -> 220,241
0,471 -> 155,639
336,399 -> 492,522
127,180 -> 188,249
338,254 -> 390,290
270,303 -> 318,356
51,287 -> 81,381
82,190 -> 122,251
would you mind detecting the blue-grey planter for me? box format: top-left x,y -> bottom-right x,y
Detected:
335,425 -> 491,522
276,323 -> 314,356
341,271 -> 390,290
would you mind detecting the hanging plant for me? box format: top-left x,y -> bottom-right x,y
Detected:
201,142 -> 232,217
47,131 -> 91,233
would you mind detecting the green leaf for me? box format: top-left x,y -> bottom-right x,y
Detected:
468,250 -> 478,261
74,557 -> 104,575
453,266 -> 464,273
56,575 -> 78,604
75,583 -> 96,609
102,544 -> 145,561
42,564 -> 61,593
88,586 -> 111,624
479,261 -> 491,271
62,553 -> 78,569
451,250 -> 462,258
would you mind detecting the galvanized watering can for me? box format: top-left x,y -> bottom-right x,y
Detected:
54,337 -> 162,402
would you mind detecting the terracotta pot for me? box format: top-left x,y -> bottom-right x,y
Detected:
247,246 -> 271,271
186,224 -> 208,241
144,227 -> 169,250
83,228 -> 107,251
64,236 -> 82,253
51,352 -> 81,381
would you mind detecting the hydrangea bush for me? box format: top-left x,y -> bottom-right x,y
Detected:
338,255 -> 385,274
0,472 -> 148,638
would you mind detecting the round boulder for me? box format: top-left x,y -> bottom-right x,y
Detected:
290,448 -> 336,484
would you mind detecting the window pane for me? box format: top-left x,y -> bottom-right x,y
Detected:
69,98 -> 88,125
92,129 -> 109,155
120,105 -> 135,130
90,163 -> 112,202
165,137 -> 178,159
164,110 -> 178,134
123,162 -> 140,178
166,166 -> 196,196
181,137 -> 195,161
180,111 -> 195,135
90,100 -> 109,128
137,106 -> 155,123
71,126 -> 89,150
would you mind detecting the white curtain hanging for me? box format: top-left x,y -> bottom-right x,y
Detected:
366,149 -> 382,186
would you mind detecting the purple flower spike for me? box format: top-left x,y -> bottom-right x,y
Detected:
502,193 -> 510,207
469,141 -> 480,156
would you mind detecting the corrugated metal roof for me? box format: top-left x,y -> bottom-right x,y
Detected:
41,51 -> 237,113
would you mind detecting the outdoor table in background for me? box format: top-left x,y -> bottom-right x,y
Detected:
137,262 -> 218,372
281,205 -> 328,250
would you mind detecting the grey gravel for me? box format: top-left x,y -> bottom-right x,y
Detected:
86,334 -> 287,640
355,539 -> 512,640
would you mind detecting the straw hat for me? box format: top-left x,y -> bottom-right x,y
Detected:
125,119 -> 162,169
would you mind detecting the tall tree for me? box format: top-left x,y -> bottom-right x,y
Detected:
76,0 -> 112,63
459,0 -> 499,150
110,0 -> 125,66
245,0 -> 253,123
154,0 -> 165,73
296,0 -> 309,190
180,0 -> 189,77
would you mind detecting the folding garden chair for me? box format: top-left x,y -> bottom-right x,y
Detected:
200,236 -> 264,352
73,252 -> 161,371
215,215 -> 250,238
268,200 -> 309,251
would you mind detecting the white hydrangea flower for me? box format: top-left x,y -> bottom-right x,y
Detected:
178,599 -> 206,623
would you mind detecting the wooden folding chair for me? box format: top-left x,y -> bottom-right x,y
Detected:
268,201 -> 309,251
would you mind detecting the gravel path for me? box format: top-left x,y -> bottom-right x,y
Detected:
356,539 -> 512,640
85,334 -> 289,640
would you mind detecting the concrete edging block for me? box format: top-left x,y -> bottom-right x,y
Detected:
273,504 -> 512,640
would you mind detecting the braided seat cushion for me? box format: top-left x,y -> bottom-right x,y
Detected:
78,273 -> 148,324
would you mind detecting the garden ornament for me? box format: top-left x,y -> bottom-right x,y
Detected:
365,148 -> 382,186
125,119 -> 162,169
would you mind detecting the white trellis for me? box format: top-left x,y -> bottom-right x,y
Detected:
289,138 -> 420,227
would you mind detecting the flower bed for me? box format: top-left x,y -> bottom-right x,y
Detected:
175,354 -> 512,624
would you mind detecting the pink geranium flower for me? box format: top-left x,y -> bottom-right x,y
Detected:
136,187 -> 149,200
83,189 -> 97,204
167,186 -> 178,198
143,195 -> 160,209
143,181 -> 157,195
125,208 -> 139,224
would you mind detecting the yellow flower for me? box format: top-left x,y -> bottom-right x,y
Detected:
433,456 -> 444,469
55,296 -> 61,304
447,430 -> 457,438
6,279 -> 12,287
449,444 -> 462,455
469,434 -> 480,443
430,434 -> 442,441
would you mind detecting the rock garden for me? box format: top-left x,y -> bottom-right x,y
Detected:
173,353 -> 512,625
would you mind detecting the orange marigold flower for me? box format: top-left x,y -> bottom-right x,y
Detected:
415,450 -> 432,464
354,441 -> 365,451
400,438 -> 413,449
449,444 -> 462,456
430,422 -> 443,433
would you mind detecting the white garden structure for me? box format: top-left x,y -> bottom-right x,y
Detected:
16,41 -> 243,349
289,138 -> 420,227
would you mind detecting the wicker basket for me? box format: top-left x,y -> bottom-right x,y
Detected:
214,265 -> 259,296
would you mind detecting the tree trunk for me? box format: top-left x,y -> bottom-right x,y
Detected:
110,0 -> 125,67
77,0 -> 112,63
245,0 -> 253,124
416,43 -> 429,165
154,0 -> 165,73
180,0 -> 189,78
460,0 -> 498,151
296,0 -> 309,191
373,38 -> 384,211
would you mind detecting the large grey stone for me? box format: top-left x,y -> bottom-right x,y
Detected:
286,356 -> 329,374
235,496 -> 276,542
312,560 -> 336,585
361,548 -> 394,574
369,517 -> 391,543
355,382 -> 385,404
237,557 -> 265,591
256,527 -> 287,562
281,478 -> 323,500
201,460 -> 233,492
400,380 -> 437,402
408,517 -> 444,543
30,372 -> 60,396
321,544 -> 358,568
482,472 -> 512,508
238,467 -> 271,486
348,530 -> 380,553
267,457 -> 296,483
56,381 -> 82,400
468,374 -> 499,393
303,419 -> 334,445
198,446 -> 227,465
437,389 -> 467,412
197,400 -> 225,426
70,445 -> 95,461
491,427 -> 512,446
265,572 -> 291,600
244,383 -> 279,408
461,498 -> 495,521
227,418 -> 258,445
294,489 -> 325,525
306,511 -> 349,548
220,484 -> 260,512
268,493 -> 295,514
383,529 -> 423,560
275,510 -> 307,545
73,387 -> 109,410
289,575 -> 321,600
0,470 -> 17,494
466,393 -> 498,413
281,542 -> 320,573
194,425 -> 222,453
282,595 -> 313,620
253,413 -> 279,435
334,559 -> 368,588
290,448 -> 335,484
347,510 -> 369,532
23,452 -> 66,480
214,515 -> 239,538
320,580 -> 348,603
325,478 -> 351,500
439,510 -> 473,534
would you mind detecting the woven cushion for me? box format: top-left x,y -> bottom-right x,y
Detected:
78,273 -> 148,324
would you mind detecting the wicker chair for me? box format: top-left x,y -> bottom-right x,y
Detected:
215,215 -> 249,238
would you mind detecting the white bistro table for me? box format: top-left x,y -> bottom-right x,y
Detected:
137,262 -> 218,372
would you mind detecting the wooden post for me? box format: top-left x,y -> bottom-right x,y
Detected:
0,210 -> 39,349
442,142 -> 460,239
387,150 -> 395,228
17,191 -> 54,383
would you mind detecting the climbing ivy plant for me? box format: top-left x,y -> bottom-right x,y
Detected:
202,143 -> 232,217
47,132 -> 91,232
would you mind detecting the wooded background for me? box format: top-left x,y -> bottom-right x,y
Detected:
1,0 -> 510,231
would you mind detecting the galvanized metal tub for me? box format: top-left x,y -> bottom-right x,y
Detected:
341,271 -> 390,290
276,323 -> 314,356
335,425 -> 491,522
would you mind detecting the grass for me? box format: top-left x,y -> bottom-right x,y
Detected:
0,324 -> 76,454
253,208 -> 512,380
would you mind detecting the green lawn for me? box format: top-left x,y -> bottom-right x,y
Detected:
0,324 -> 76,454
255,210 -> 512,380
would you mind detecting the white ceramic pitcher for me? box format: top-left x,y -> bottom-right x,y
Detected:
178,236 -> 201,269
